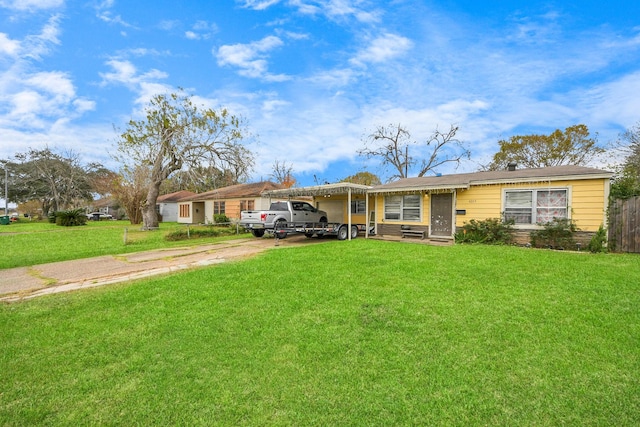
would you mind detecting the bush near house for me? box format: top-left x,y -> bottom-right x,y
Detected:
530,218 -> 578,250
455,218 -> 515,245
588,224 -> 608,253
213,214 -> 231,224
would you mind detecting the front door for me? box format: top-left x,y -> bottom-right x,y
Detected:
430,193 -> 453,237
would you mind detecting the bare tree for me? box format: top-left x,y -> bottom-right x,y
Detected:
270,160 -> 296,188
114,90 -> 254,229
358,123 -> 469,181
110,165 -> 149,224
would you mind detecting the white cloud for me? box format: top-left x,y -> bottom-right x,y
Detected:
94,0 -> 135,29
22,14 -> 61,60
100,59 -> 168,88
0,33 -> 20,56
239,0 -> 281,11
350,33 -> 413,66
216,35 -> 288,80
286,0 -> 381,23
26,71 -> 74,99
0,0 -> 63,10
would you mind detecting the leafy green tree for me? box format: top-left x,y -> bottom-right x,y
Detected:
1,148 -> 95,215
114,90 -> 254,229
610,122 -> 640,200
358,123 -> 469,182
485,124 -> 604,171
340,171 -> 381,185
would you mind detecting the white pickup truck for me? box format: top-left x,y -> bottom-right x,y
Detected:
240,201 -> 328,238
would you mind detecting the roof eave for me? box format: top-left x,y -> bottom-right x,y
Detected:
368,184 -> 468,194
470,172 -> 614,186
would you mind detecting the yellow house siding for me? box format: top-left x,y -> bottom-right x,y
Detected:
455,186 -> 501,227
455,178 -> 608,231
569,179 -> 608,231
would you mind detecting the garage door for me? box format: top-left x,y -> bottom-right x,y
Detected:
316,200 -> 344,223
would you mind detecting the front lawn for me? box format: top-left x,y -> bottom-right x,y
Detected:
0,221 -> 249,269
1,241 -> 639,425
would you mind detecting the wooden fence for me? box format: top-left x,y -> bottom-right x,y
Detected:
608,197 -> 640,253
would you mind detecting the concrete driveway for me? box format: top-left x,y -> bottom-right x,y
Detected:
0,235 -> 323,302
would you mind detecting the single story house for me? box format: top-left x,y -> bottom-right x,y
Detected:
368,165 -> 613,244
259,165 -> 613,245
177,181 -> 285,224
156,190 -> 196,222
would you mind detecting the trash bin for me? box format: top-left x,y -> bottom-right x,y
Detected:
0,215 -> 10,225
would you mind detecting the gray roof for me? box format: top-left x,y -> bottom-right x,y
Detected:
369,165 -> 613,194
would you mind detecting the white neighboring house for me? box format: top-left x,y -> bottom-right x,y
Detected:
156,190 -> 196,222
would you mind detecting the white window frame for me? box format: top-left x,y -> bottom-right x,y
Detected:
384,194 -> 422,222
503,187 -> 571,227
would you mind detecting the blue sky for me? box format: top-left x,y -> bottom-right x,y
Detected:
1,0 -> 639,192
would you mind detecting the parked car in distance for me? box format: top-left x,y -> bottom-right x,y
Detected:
86,212 -> 113,220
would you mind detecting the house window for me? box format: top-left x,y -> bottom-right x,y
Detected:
240,200 -> 254,211
214,201 -> 226,215
504,189 -> 568,225
384,195 -> 421,221
179,204 -> 190,218
351,200 -> 366,214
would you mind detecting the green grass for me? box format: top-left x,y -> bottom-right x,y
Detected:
0,220 -> 250,269
1,241 -> 639,425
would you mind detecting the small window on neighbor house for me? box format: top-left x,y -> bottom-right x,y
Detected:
240,200 -> 254,211
179,204 -> 190,218
214,201 -> 226,215
504,189 -> 568,225
351,200 -> 366,214
384,195 -> 421,221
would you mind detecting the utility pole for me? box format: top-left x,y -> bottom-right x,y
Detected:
405,145 -> 409,178
4,166 -> 7,216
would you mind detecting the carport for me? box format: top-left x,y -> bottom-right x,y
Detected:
262,183 -> 373,240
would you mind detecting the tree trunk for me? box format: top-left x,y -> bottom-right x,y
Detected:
141,184 -> 161,230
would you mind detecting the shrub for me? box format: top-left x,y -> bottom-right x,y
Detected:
53,209 -> 88,227
213,214 -> 230,224
530,218 -> 578,250
588,224 -> 608,253
455,218 -> 515,244
165,226 -> 221,241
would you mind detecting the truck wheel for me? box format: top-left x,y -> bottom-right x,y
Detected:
337,225 -> 348,240
275,219 -> 287,239
351,225 -> 359,239
251,229 -> 265,238
304,232 -> 314,238
319,216 -> 328,224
